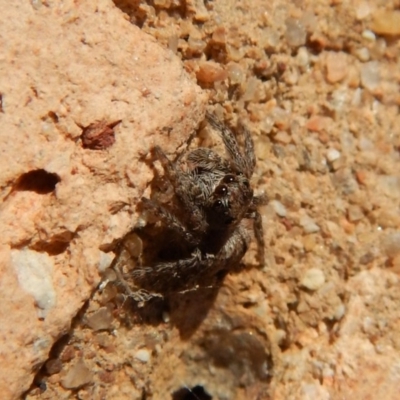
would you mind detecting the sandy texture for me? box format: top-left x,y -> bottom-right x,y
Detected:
4,0 -> 399,399
0,1 -> 206,398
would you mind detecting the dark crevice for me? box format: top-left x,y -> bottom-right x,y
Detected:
15,169 -> 60,194
172,385 -> 212,400
31,240 -> 70,256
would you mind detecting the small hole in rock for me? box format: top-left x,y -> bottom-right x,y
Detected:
31,240 -> 70,256
15,169 -> 60,194
172,385 -> 212,400
47,111 -> 59,123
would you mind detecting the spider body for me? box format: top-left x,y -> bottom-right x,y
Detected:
132,113 -> 265,296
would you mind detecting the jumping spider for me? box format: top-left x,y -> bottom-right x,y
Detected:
116,112 -> 265,300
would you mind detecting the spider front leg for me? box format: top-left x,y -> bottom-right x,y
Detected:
253,210 -> 265,267
217,225 -> 251,268
187,148 -> 231,173
132,248 -> 216,294
141,197 -> 198,246
247,194 -> 268,266
152,145 -> 208,235
206,112 -> 255,178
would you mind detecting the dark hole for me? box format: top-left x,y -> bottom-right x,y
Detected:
31,240 -> 70,256
47,111 -> 59,123
15,169 -> 60,194
172,385 -> 212,400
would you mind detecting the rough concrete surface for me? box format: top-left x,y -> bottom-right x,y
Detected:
0,0 -> 206,398
1,0 -> 399,399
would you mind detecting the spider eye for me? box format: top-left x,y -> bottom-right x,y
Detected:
243,179 -> 250,188
213,199 -> 223,209
215,184 -> 228,196
223,174 -> 235,184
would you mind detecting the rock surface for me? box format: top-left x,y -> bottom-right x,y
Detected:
0,1 -> 206,398
2,0 -> 400,399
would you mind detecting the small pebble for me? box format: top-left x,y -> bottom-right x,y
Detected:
275,130 -> 291,144
196,61 -> 227,83
371,10 -> 400,36
61,359 -> 93,389
154,0 -> 170,7
96,332 -> 112,349
356,2 -> 371,20
264,29 -> 280,48
227,62 -> 245,85
212,26 -> 226,45
85,307 -> 113,331
358,136 -> 374,151
322,366 -> 335,378
347,205 -> 364,222
45,359 -> 63,375
375,209 -> 400,229
135,349 -> 151,363
360,61 -> 380,91
243,77 -> 261,102
296,47 -> 310,69
271,107 -> 290,130
362,316 -> 374,334
377,175 -> 400,198
355,47 -> 370,62
31,0 -> 42,10
306,116 -> 332,133
271,200 -> 287,217
325,51 -> 348,83
300,215 -> 320,233
326,148 -> 341,162
303,235 -> 316,252
285,18 -> 306,47
301,268 -> 326,291
361,29 -> 376,41
334,303 -> 346,320
381,232 -> 400,258
188,36 -> 207,55
333,168 -> 359,195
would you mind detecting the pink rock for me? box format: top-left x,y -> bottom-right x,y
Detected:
325,51 -> 349,83
196,60 -> 228,84
0,2 -> 206,398
306,115 -> 333,133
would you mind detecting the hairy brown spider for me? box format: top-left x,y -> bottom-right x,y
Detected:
116,113 -> 265,300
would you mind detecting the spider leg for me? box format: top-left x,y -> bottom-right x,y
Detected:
187,147 -> 231,173
174,128 -> 198,163
132,249 -> 216,294
108,240 -> 162,302
112,261 -> 162,302
218,225 -> 251,266
141,197 -> 198,246
237,119 -> 256,177
252,210 -> 265,267
251,193 -> 269,207
153,146 -> 208,235
245,195 -> 267,267
206,112 -> 254,178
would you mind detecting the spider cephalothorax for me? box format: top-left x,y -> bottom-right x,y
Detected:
125,112 -> 265,298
